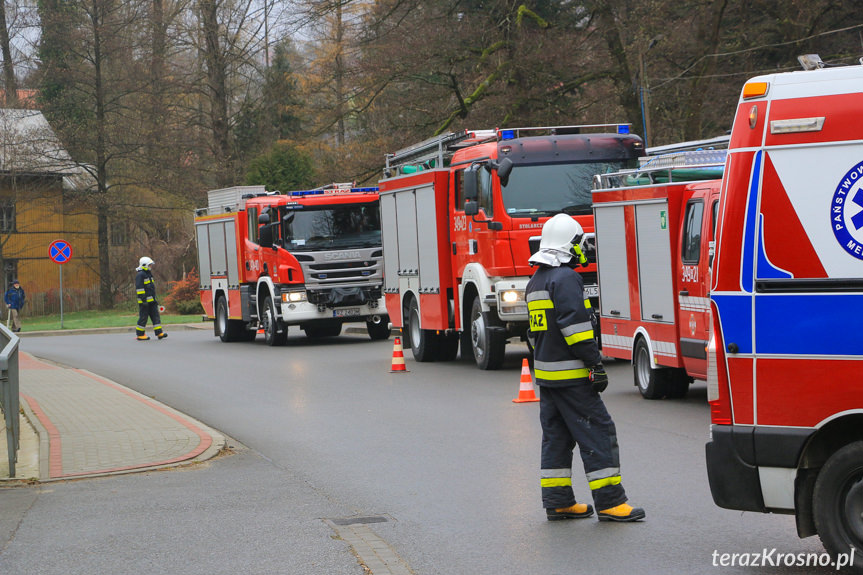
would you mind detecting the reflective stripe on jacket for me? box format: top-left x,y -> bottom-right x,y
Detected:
135,269 -> 157,304
526,265 -> 600,387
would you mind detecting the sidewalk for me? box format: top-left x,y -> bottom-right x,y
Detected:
0,348 -> 225,482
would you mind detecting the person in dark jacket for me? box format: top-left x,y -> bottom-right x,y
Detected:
135,257 -> 167,341
526,214 -> 644,522
4,279 -> 25,332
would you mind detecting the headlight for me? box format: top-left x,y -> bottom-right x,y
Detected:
282,291 -> 307,303
501,290 -> 521,303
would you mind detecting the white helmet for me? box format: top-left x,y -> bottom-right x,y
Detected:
538,214 -> 584,255
139,256 -> 154,269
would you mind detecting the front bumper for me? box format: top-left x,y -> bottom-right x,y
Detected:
278,299 -> 383,324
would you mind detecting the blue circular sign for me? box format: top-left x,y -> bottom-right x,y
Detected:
831,160 -> 863,261
48,239 -> 72,264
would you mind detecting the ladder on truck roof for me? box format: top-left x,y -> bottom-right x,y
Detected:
383,130 -> 496,177
594,148 -> 727,190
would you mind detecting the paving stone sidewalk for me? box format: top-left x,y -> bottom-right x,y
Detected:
0,351 -> 225,481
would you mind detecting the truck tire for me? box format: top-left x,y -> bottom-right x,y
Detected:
438,332 -> 460,361
262,296 -> 287,346
216,296 -> 244,343
666,369 -> 691,399
633,338 -> 669,399
814,441 -> 863,569
366,317 -> 391,341
406,298 -> 439,362
304,321 -> 342,338
469,297 -> 505,370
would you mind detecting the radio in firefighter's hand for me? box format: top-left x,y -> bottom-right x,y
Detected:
588,365 -> 608,393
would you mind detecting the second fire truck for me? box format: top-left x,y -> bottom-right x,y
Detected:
194,184 -> 390,345
379,125 -> 644,369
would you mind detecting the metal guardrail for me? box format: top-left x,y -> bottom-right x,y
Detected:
0,323 -> 19,477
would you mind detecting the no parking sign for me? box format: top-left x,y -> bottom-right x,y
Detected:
48,239 -> 72,328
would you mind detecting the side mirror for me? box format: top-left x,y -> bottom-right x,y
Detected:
496,157 -> 513,184
258,212 -> 271,225
282,212 -> 295,224
463,164 -> 480,202
464,201 -> 479,216
259,224 -> 273,248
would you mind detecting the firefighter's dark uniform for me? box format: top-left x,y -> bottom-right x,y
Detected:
526,264 -> 627,512
135,267 -> 165,339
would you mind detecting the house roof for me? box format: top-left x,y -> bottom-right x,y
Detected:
0,109 -> 78,176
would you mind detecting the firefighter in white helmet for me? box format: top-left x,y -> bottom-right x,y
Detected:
135,256 -> 167,341
526,214 -> 645,522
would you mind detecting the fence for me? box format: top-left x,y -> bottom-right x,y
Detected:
0,323 -> 18,477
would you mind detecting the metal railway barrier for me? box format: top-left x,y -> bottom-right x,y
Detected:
0,324 -> 19,477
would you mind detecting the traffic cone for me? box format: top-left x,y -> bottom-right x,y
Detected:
390,336 -> 409,373
513,358 -> 539,403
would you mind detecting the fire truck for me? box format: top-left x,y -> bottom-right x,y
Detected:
592,147 -> 726,398
704,55 -> 863,565
378,125 -> 644,369
194,184 -> 390,345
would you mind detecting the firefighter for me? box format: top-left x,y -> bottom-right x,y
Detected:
135,256 -> 167,341
526,214 -> 645,522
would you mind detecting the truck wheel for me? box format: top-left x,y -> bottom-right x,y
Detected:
469,297 -> 505,370
304,321 -> 342,338
633,338 -> 669,399
666,369 -> 691,399
262,296 -> 287,346
814,441 -> 863,568
366,317 -> 391,341
438,332 -> 460,361
216,296 -> 243,342
406,298 -> 439,362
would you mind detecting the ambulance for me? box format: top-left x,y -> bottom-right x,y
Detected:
705,55 -> 863,565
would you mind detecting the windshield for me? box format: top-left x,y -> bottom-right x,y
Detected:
282,202 -> 381,251
501,161 -> 638,216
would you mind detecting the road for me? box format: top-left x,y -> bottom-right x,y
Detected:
1,327 -> 841,575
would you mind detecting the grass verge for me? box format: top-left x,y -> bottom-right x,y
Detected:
20,309 -> 205,332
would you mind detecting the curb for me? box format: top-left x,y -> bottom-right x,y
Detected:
20,323 -> 211,338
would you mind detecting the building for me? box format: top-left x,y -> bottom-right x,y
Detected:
0,109 -> 101,314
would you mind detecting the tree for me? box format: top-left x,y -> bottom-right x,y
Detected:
245,142 -> 316,192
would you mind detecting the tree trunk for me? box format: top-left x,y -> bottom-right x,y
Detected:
200,0 -> 232,187
0,0 -> 17,107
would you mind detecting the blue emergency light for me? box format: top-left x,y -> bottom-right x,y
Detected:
499,129 -> 516,140
617,124 -> 630,134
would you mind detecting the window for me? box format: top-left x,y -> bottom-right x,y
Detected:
682,200 -> 704,264
455,170 -> 465,211
247,207 -> 258,244
109,221 -> 128,246
478,166 -> 493,217
3,260 -> 16,288
711,200 -> 719,240
0,202 -> 15,233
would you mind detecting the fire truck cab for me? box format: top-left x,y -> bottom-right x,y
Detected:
592,148 -> 724,398
379,126 -> 644,369
195,184 -> 389,345
706,56 -> 863,565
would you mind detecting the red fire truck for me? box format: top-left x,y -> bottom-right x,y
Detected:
194,184 -> 390,345
378,126 -> 644,369
705,55 -> 863,565
592,148 -> 725,398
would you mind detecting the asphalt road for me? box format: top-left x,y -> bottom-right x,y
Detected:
1,327 -> 845,575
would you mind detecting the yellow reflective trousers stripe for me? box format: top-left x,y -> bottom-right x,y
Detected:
589,476 -> 622,490
541,477 -> 573,488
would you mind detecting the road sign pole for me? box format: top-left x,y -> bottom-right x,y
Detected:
59,264 -> 64,329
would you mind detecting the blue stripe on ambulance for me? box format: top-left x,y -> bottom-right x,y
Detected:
711,294 -> 753,355
754,294 -> 863,356
740,150 -> 763,294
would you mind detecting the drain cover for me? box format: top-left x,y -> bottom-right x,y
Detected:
330,515 -> 389,526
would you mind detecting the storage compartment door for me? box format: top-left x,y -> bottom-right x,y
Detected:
395,191 -> 419,277
635,201 -> 674,323
209,221 -> 228,277
414,184 -> 440,292
380,192 -> 399,292
595,205 -> 630,319
196,223 -> 212,288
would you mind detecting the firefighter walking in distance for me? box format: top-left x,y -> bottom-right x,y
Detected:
135,256 -> 167,341
526,214 -> 644,522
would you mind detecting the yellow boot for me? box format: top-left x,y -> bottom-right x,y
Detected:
597,503 -> 645,522
546,502 -> 594,521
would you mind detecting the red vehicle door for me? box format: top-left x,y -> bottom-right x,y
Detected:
676,186 -> 716,379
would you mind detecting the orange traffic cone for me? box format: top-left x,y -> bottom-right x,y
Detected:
513,358 -> 539,403
390,336 -> 409,373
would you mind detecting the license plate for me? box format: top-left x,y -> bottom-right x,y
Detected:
333,308 -> 361,318
585,285 -> 599,298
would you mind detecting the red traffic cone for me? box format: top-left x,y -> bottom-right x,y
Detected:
513,358 -> 539,403
390,336 -> 409,373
